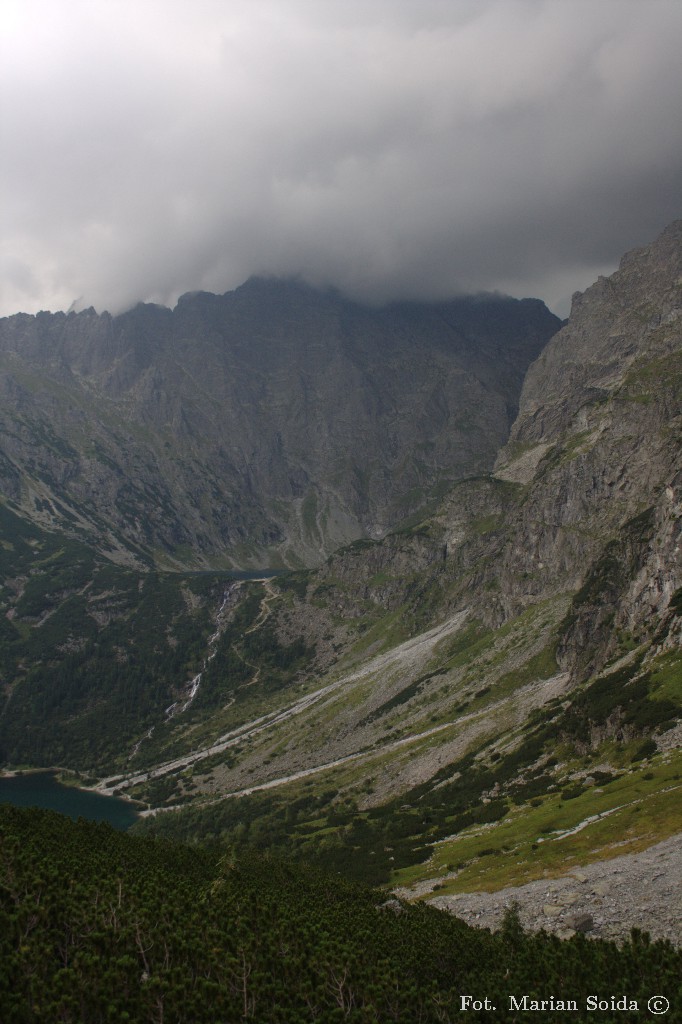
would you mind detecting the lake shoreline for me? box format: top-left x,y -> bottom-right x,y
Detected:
1,766 -> 148,805
0,768 -> 146,828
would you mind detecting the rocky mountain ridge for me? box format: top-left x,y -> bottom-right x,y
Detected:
0,281 -> 559,568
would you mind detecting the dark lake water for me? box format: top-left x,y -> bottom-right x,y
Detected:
0,772 -> 139,830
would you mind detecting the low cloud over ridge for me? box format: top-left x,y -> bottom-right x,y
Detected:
1,0 -> 681,318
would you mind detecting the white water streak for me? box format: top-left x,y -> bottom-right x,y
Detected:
128,583 -> 239,758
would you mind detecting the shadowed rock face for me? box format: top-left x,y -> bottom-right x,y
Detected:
506,219 -> 682,446
304,220 -> 682,683
0,279 -> 559,568
488,221 -> 682,673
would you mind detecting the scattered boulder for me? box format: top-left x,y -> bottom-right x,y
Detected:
377,898 -> 405,915
566,912 -> 594,933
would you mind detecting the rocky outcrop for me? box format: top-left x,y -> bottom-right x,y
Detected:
430,832 -> 682,946
507,220 -> 682,445
494,224 -> 681,676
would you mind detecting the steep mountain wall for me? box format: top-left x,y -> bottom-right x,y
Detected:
492,220 -> 681,674
0,281 -> 559,568
303,221 -> 682,681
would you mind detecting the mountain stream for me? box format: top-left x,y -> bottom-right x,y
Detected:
128,582 -> 242,760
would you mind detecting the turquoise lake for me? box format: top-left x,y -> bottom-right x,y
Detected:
0,772 -> 139,830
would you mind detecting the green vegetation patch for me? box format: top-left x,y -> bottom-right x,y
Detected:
194,586 -> 316,712
414,750 -> 682,894
0,506 -> 231,772
648,647 -> 682,704
557,656 -> 680,744
490,641 -> 559,698
357,668 -> 448,727
3,804 -> 681,1023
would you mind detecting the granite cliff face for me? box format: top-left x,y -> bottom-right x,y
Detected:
0,280 -> 558,568
492,219 -> 682,675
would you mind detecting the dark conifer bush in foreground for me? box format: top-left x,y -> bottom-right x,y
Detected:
0,805 -> 680,1022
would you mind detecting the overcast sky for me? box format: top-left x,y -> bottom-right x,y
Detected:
1,0 -> 681,319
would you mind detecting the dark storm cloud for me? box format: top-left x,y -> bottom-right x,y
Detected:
1,0 -> 681,318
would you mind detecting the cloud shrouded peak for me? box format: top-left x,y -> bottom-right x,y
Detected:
1,0 -> 681,318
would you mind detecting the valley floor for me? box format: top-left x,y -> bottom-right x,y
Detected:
424,831 -> 682,946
